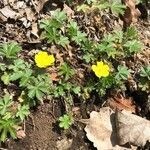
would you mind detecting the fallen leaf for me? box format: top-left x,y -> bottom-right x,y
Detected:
63,4 -> 74,19
84,107 -> 119,150
116,109 -> 150,146
31,22 -> 39,38
84,107 -> 150,149
25,8 -> 35,22
107,93 -> 136,113
17,129 -> 26,139
31,0 -> 48,13
0,6 -> 19,21
122,0 -> 141,27
50,72 -> 59,81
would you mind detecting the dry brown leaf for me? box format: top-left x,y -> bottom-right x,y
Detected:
31,22 -> 39,38
116,109 -> 150,146
31,0 -> 48,13
50,72 -> 59,81
16,130 -> 26,139
25,8 -> 35,22
0,6 -> 19,21
84,107 -> 150,149
107,93 -> 136,113
122,0 -> 141,27
84,107 -> 122,150
63,4 -> 74,19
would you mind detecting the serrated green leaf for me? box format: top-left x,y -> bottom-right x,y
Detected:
0,43 -> 21,59
16,105 -> 30,121
1,72 -> 10,85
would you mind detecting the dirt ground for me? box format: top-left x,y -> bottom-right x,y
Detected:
0,0 -> 150,150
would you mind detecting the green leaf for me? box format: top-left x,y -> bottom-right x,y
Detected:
72,31 -> 87,45
19,69 -> 32,87
124,40 -> 143,53
72,86 -> 81,95
125,26 -> 138,40
0,119 -> 17,142
27,75 -> 51,101
9,59 -> 27,71
83,53 -> 95,63
42,27 -> 59,44
1,72 -> 10,85
16,105 -> 30,121
51,9 -> 67,23
110,2 -> 126,15
10,71 -> 24,81
115,65 -> 131,80
67,21 -> 79,36
59,63 -> 75,80
0,63 -> 6,71
0,94 -> 13,115
57,36 -> 69,47
59,114 -> 73,129
0,43 -> 21,59
140,66 -> 150,79
40,19 -> 62,29
93,1 -> 110,10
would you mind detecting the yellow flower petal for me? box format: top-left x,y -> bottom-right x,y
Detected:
92,61 -> 110,78
97,61 -> 103,67
35,51 -> 55,68
48,55 -> 55,64
92,65 -> 97,72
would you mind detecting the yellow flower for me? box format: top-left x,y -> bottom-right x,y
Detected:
35,51 -> 55,68
92,61 -> 110,78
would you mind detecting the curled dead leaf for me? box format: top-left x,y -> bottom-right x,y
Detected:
107,93 -> 136,113
122,0 -> 141,27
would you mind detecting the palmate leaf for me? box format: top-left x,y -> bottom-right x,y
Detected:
110,1 -> 126,15
0,94 -> 13,116
67,21 -> 79,36
51,9 -> 67,23
40,19 -> 62,29
42,27 -> 59,44
59,63 -> 75,81
72,31 -> 87,45
16,105 -> 30,121
57,36 -> 69,47
124,40 -> 143,53
59,114 -> 73,129
125,26 -> 138,40
0,43 -> 21,59
1,72 -> 10,85
140,66 -> 150,79
115,65 -> 131,80
27,75 -> 51,101
93,1 -> 110,10
0,119 -> 17,142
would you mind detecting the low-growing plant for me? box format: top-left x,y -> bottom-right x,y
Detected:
0,43 -> 21,59
59,63 -> 75,81
0,93 -> 30,142
0,43 -> 55,141
59,114 -> 73,129
138,66 -> 150,92
78,0 -> 126,15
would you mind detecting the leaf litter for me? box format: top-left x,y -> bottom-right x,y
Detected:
84,107 -> 150,150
